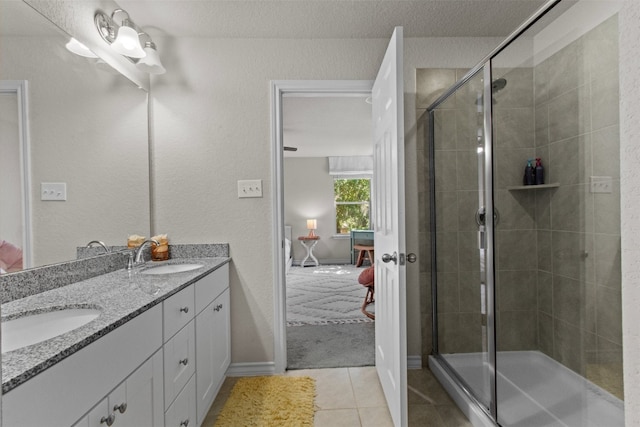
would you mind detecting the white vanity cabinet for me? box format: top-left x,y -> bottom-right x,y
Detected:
2,304 -> 163,427
194,264 -> 231,425
74,350 -> 164,427
2,261 -> 230,427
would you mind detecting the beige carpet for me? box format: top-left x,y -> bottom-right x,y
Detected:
215,376 -> 316,426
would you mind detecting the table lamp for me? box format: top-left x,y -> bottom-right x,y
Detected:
306,219 -> 317,237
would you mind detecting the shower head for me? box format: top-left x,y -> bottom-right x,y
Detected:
492,78 -> 507,92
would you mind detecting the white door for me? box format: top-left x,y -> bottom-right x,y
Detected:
372,27 -> 407,427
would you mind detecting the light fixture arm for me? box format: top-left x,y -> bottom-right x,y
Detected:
95,9 -> 145,45
95,8 -> 164,71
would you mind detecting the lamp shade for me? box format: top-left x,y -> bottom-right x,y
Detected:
111,21 -> 145,58
65,38 -> 98,58
137,42 -> 166,74
306,219 -> 317,230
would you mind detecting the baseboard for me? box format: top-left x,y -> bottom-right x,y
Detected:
226,361 -> 278,377
407,355 -> 422,370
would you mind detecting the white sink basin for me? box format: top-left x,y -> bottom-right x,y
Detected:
2,308 -> 101,353
140,263 -> 203,275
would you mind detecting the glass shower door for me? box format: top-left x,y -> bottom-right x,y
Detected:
432,67 -> 494,414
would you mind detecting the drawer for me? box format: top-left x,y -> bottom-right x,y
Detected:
164,319 -> 196,409
164,285 -> 195,341
165,374 -> 196,427
195,263 -> 229,314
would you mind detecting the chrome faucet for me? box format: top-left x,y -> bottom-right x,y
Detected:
86,240 -> 110,253
134,239 -> 160,264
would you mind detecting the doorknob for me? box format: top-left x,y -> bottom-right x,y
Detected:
382,252 -> 398,264
407,253 -> 417,263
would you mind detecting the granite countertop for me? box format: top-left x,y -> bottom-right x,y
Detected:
1,257 -> 230,394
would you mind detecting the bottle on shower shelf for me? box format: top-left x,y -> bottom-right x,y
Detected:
535,158 -> 545,185
523,159 -> 535,185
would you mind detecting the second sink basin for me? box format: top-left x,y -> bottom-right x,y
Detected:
2,308 -> 101,353
140,263 -> 203,275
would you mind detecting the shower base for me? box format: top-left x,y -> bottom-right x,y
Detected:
429,351 -> 623,427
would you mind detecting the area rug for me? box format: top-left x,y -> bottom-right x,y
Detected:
286,264 -> 374,326
215,376 -> 315,427
287,322 -> 375,369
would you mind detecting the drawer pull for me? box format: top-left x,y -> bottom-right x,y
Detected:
100,414 -> 116,426
180,420 -> 190,427
179,358 -> 189,366
114,403 -> 127,414
179,306 -> 189,314
214,304 -> 223,312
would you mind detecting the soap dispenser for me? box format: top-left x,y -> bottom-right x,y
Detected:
523,159 -> 535,185
535,158 -> 545,185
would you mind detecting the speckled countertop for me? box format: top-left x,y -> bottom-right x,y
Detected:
1,257 -> 230,394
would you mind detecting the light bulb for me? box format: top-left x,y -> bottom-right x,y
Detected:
111,21 -> 145,58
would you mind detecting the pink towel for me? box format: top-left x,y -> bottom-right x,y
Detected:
0,240 -> 23,273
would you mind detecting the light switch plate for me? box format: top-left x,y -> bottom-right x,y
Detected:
41,182 -> 67,201
590,176 -> 612,194
237,180 -> 263,198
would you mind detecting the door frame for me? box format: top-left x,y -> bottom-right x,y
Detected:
0,80 -> 33,269
270,80 -> 373,372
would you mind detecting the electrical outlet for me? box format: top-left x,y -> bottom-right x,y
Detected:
41,182 -> 67,201
237,179 -> 263,198
590,176 -> 612,194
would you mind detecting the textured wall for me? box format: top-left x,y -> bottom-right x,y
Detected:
620,1 -> 640,424
150,35 -> 501,364
283,157 -> 351,264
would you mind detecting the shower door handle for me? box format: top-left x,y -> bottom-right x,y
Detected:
475,207 -> 500,226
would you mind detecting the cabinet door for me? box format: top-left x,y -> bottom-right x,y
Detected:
195,288 -> 230,425
73,398 -> 109,427
88,398 -> 112,427
118,350 -> 164,427
74,351 -> 164,427
165,375 -> 196,427
164,320 -> 196,409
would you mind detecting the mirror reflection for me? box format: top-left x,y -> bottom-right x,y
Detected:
0,1 -> 150,271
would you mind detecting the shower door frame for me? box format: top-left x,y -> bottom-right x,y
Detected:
427,0 -> 563,423
427,62 -> 498,422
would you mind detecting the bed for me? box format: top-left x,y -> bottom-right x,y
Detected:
284,225 -> 293,274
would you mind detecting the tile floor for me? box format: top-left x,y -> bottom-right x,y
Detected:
202,367 -> 472,426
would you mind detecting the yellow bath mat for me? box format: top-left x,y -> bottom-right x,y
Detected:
215,376 -> 316,426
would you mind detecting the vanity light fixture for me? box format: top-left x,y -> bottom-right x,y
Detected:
95,9 -> 146,59
136,34 -> 166,75
65,37 -> 98,58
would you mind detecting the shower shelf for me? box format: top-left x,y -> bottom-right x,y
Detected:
507,183 -> 560,191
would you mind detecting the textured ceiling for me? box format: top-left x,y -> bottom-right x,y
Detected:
283,96 -> 373,158
117,0 -> 547,39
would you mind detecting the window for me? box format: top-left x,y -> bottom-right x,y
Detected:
334,178 -> 371,234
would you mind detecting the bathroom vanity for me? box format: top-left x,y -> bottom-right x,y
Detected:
1,257 -> 230,427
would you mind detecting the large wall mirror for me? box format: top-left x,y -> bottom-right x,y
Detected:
0,1 -> 150,271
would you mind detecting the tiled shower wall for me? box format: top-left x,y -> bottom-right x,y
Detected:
532,15 -> 622,397
416,15 -> 621,397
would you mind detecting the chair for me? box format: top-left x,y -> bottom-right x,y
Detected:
358,266 -> 375,320
354,244 -> 374,267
